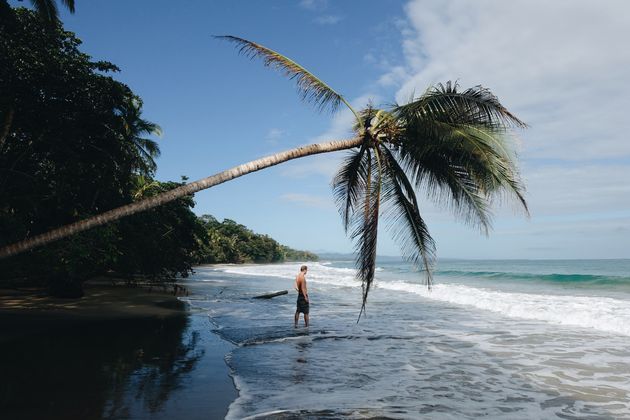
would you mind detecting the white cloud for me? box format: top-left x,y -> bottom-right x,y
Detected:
353,0 -> 630,258
281,193 -> 335,209
495,216 -> 630,237
265,128 -> 285,144
377,66 -> 407,87
522,163 -> 630,216
299,0 -> 327,11
266,128 -> 284,139
314,15 -> 342,25
281,154 -> 343,179
299,1 -> 341,26
389,0 -> 630,161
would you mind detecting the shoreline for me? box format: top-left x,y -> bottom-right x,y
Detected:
0,282 -> 186,340
0,281 -> 238,419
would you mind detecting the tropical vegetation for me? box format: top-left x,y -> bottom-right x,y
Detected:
197,215 -> 318,264
0,0 -> 74,22
0,9 -> 527,312
0,9 -> 314,296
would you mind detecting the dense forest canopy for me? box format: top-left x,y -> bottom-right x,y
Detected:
0,9 -> 316,296
196,215 -> 318,264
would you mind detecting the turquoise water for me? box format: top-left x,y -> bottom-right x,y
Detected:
435,259 -> 630,291
184,258 -> 630,419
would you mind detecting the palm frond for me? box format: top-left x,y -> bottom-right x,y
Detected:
407,120 -> 526,223
133,137 -> 160,174
446,124 -> 528,212
113,95 -> 163,176
216,35 -> 360,121
28,0 -> 74,21
397,132 -> 494,232
380,146 -> 435,286
331,142 -> 369,231
61,0 -> 75,13
143,121 -> 163,138
136,137 -> 161,159
30,0 -> 57,21
345,147 -> 383,318
396,81 -> 527,130
393,85 -> 528,230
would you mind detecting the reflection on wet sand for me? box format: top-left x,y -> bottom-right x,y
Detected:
292,340 -> 311,384
0,315 -> 202,419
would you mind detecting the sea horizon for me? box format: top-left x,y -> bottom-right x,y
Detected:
313,253 -> 630,262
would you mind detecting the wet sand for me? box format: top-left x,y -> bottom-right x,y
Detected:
0,282 -> 186,339
0,282 -> 237,419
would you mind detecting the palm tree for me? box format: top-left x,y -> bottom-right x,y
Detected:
115,95 -> 163,176
0,36 -> 528,312
13,0 -> 75,22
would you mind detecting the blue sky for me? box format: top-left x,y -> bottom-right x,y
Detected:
19,0 -> 630,258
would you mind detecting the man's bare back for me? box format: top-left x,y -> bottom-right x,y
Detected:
294,265 -> 309,327
295,272 -> 307,295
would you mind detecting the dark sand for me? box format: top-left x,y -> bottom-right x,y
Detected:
0,283 -> 183,336
0,282 -> 237,419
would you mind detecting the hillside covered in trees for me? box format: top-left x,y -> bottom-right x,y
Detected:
196,215 -> 318,264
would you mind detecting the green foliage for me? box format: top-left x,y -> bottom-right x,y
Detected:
112,177 -> 207,281
0,9 -> 201,293
279,245 -> 319,262
0,0 -> 76,23
0,13 -> 318,295
0,9 -> 148,243
196,215 -> 318,264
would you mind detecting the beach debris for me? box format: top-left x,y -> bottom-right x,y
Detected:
252,290 -> 288,299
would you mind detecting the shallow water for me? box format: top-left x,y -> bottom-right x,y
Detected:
187,259 -> 630,419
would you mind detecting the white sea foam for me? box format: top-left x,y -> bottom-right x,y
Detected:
215,262 -> 630,337
380,281 -> 630,337
218,262 -> 359,288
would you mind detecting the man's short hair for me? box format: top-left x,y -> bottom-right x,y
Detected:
300,265 -> 308,272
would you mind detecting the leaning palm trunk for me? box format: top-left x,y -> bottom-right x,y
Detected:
0,137 -> 361,259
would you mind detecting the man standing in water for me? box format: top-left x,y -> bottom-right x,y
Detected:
294,265 -> 309,328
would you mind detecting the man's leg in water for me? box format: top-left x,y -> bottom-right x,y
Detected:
294,310 -> 299,328
304,313 -> 309,327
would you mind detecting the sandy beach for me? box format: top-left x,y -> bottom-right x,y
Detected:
0,282 -> 184,335
0,281 -> 237,419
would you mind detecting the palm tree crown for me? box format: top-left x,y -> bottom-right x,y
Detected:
217,36 -> 528,316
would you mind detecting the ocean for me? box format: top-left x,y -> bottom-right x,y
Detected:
182,258 -> 630,419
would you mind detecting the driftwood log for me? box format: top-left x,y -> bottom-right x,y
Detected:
252,290 -> 288,299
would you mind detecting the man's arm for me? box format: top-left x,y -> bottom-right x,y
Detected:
303,279 -> 308,302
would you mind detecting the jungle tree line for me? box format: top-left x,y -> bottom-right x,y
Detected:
0,9 -> 315,296
197,215 -> 318,264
